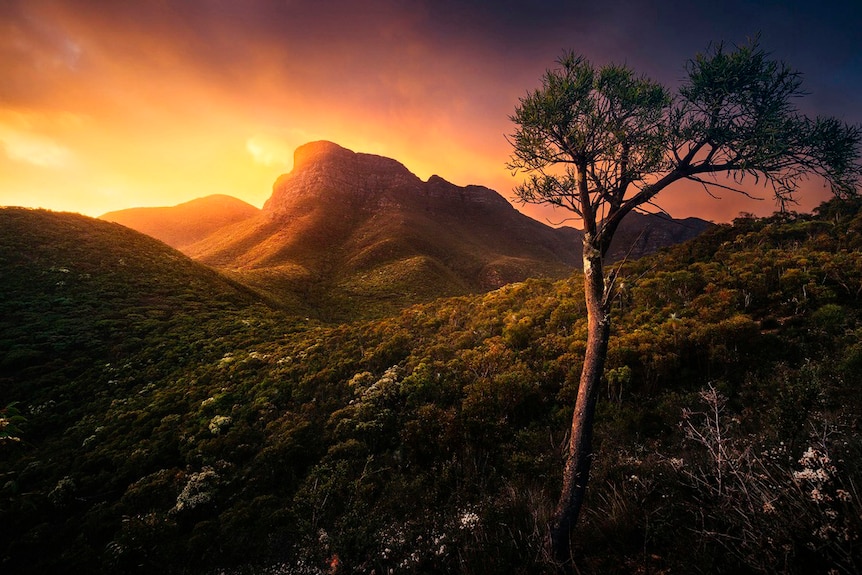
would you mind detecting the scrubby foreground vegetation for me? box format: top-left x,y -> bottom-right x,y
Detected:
2,201 -> 862,574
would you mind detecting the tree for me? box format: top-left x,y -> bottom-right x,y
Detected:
507,40 -> 862,572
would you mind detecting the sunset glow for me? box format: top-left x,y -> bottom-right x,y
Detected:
1,0 -> 859,223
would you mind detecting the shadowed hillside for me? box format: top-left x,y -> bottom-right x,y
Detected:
0,208 -> 270,426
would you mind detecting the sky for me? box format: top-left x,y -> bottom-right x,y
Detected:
1,0 -> 860,224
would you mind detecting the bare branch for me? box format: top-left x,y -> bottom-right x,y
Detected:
687,175 -> 766,200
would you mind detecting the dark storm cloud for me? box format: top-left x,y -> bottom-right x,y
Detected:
7,0 -> 857,118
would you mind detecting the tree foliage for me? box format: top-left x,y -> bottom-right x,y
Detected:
509,41 -> 862,248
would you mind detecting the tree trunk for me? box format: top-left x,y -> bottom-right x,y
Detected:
549,240 -> 612,572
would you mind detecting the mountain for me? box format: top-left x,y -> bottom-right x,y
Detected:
603,211 -> 713,262
94,142 -> 710,319
181,141 -> 586,316
99,194 -> 260,250
177,141 -> 710,318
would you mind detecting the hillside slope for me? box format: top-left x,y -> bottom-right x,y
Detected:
2,200 -> 860,574
0,208 -> 269,420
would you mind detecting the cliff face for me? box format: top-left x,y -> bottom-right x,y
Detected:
266,141 -> 419,211
263,140 -> 513,219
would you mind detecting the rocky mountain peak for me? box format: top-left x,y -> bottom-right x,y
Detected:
264,141 -> 423,216
291,140 -> 355,170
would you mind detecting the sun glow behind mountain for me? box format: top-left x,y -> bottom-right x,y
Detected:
0,1 -> 522,219
0,1 -> 857,223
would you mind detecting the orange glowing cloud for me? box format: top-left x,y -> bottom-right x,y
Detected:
0,1 -> 519,216
0,118 -> 75,169
0,0 -> 857,223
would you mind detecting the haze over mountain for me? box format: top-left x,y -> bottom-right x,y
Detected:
102,141 -> 711,318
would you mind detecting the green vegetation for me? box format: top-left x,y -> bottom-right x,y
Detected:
2,201 -> 862,573
507,40 -> 862,570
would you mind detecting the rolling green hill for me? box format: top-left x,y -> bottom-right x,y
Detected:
0,207 -> 275,453
1,200 -> 860,574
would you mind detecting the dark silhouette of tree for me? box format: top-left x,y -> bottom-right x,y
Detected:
507,40 -> 862,573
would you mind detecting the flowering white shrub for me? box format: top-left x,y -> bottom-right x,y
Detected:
209,415 -> 232,435
1,403 -> 25,444
458,509 -> 481,530
353,366 -> 402,400
172,467 -> 218,514
793,446 -> 836,494
681,386 -> 861,572
0,417 -> 21,444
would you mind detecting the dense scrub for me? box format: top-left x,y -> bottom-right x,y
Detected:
1,201 -> 861,573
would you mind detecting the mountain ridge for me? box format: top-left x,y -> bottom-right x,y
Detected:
102,141 -> 712,318
100,194 -> 260,250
